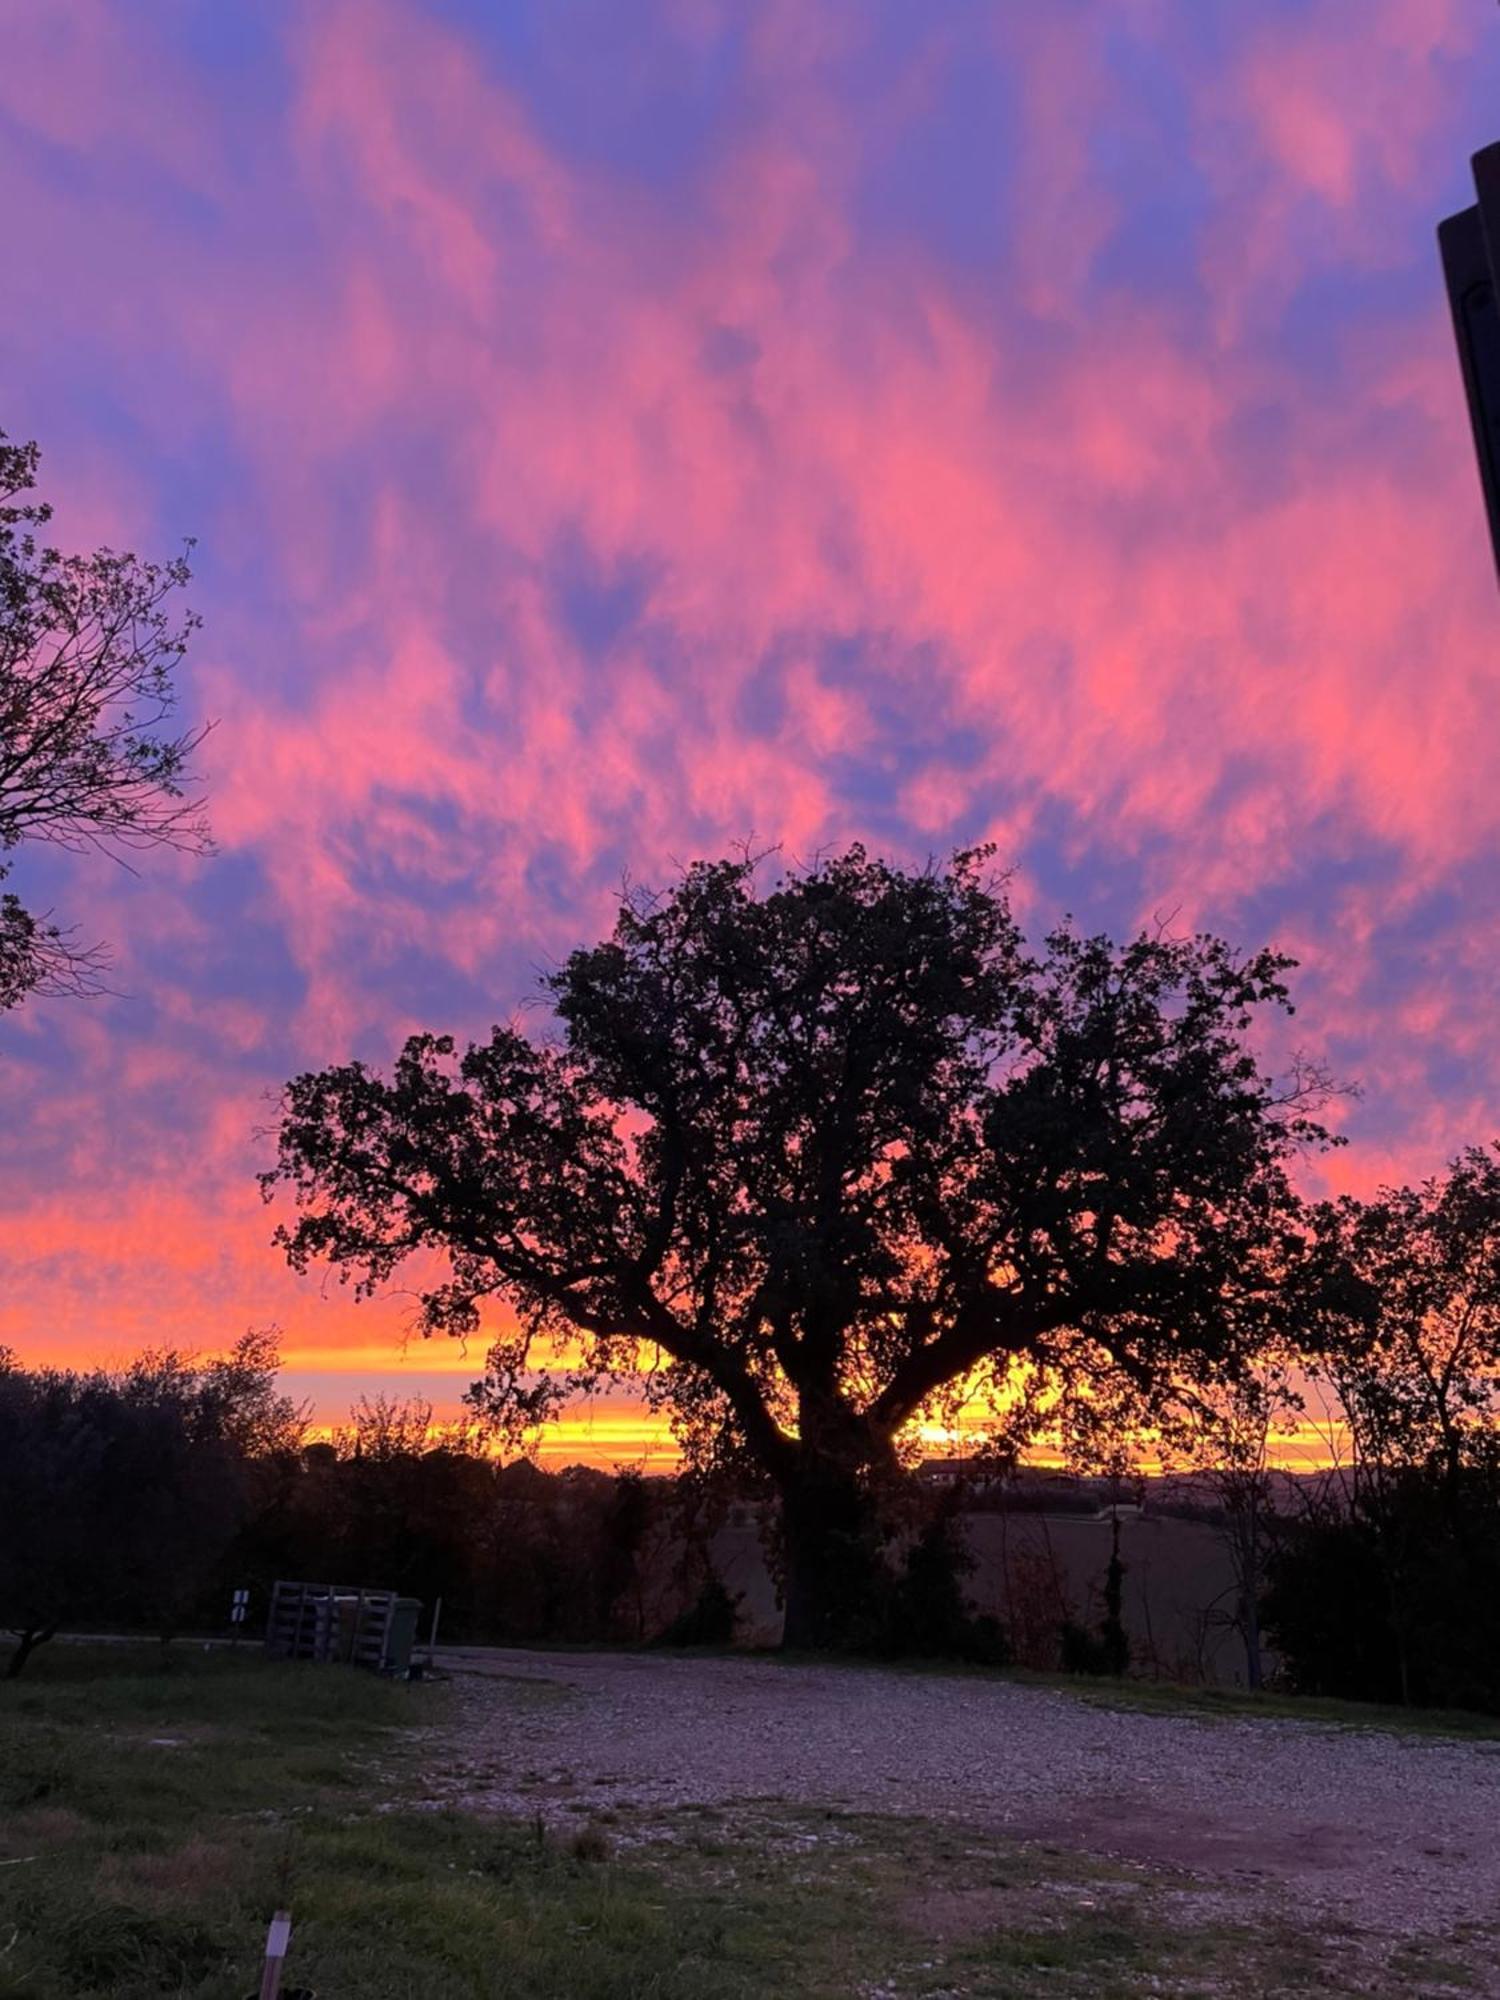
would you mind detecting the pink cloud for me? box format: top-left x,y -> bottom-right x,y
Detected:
3,0 -> 1499,1417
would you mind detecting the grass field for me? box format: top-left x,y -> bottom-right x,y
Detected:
0,1644 -> 1487,1997
762,1644 -> 1500,1740
1010,1668 -> 1500,1739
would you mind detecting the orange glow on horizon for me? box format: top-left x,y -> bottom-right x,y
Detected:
290,1376 -> 1353,1477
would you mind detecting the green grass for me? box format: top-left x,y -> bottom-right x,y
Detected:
0,1646 -> 1492,1997
1004,1668 -> 1500,1739
751,1643 -> 1500,1741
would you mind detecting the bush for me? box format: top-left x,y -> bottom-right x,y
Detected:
881,1517 -> 1010,1667
653,1574 -> 740,1648
1059,1524 -> 1130,1679
1058,1620 -> 1111,1676
1261,1515 -> 1396,1703
1265,1468 -> 1500,1713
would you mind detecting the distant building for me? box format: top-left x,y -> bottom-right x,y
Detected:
917,1455 -> 1007,1492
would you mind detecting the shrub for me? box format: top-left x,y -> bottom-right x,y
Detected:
882,1516 -> 1011,1667
1059,1522 -> 1130,1679
653,1574 -> 740,1648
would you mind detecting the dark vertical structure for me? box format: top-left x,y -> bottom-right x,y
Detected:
1440,142 -> 1500,583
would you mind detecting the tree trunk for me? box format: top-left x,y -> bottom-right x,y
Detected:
5,1623 -> 56,1680
1240,1500 -> 1264,1691
1242,1583 -> 1264,1691
778,1463 -> 891,1652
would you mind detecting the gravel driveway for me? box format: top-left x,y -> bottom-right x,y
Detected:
427,1646 -> 1500,1952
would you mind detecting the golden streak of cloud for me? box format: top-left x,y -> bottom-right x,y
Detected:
295,1381 -> 1349,1474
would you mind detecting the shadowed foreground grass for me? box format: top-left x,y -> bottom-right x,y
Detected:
0,1647 -> 1491,1998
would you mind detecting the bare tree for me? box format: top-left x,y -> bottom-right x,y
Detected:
1180,1361 -> 1301,1690
0,429 -> 210,1009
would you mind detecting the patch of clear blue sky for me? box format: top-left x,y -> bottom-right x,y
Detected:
549,533 -> 662,660
851,37 -> 1023,273
148,847 -> 303,1004
413,0 -> 753,190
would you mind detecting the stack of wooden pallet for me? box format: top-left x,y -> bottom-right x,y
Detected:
264,1579 -> 402,1670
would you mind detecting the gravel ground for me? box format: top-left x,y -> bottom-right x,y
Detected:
428,1646 -> 1500,1951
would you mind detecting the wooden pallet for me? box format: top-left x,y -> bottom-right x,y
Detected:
264,1579 -> 400,1669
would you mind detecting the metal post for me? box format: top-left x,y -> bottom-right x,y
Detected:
1471,141 -> 1500,273
426,1595 -> 442,1668
1440,142 -> 1500,583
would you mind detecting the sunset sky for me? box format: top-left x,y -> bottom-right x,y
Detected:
3,1 -> 1499,1464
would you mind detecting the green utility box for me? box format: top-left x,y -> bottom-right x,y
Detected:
386,1597 -> 423,1676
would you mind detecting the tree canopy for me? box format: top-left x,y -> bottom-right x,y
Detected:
1309,1148 -> 1500,1493
266,845 -> 1333,1646
0,429 -> 210,1009
0,1331 -> 302,1676
1265,1150 -> 1500,1710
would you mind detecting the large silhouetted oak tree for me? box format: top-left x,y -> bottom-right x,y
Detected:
265,847 -> 1328,1648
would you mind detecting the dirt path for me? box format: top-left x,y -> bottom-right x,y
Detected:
426,1646 -> 1500,1951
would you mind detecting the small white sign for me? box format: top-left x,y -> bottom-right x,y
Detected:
265,1913 -> 292,1959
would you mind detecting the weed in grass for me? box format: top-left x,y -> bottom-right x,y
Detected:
567,1824 -> 612,1864
1388,1941 -> 1480,1989
1016,1669 -> 1500,1741
93,1836 -> 237,1910
1,1751 -> 73,1815
46,1900 -> 227,1993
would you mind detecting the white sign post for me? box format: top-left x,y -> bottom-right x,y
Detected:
259,1909 -> 292,1999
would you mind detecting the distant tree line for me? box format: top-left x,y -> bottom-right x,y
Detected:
3,1238 -> 1499,1706
0,1340 -> 761,1678
0,1333 -> 298,1676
